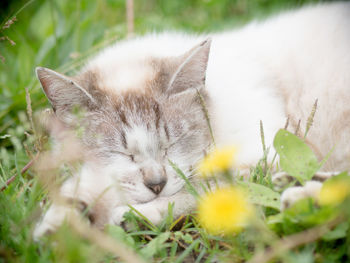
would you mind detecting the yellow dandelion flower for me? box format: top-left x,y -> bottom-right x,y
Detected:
198,187 -> 253,234
197,146 -> 237,176
318,180 -> 350,206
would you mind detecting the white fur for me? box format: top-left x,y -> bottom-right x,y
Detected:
280,181 -> 323,210
86,2 -> 350,169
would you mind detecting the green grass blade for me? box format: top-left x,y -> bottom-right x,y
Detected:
174,239 -> 200,263
168,160 -> 200,198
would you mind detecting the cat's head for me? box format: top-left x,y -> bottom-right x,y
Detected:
36,39 -> 212,204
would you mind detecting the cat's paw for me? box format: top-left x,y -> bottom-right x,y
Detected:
271,172 -> 295,191
272,171 -> 338,192
110,206 -> 130,225
280,181 -> 322,210
33,204 -> 79,240
134,203 -> 163,225
111,203 -> 163,226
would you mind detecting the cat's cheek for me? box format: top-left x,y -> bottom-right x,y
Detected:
161,177 -> 184,197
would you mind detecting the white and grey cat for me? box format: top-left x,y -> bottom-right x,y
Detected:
34,2 -> 350,237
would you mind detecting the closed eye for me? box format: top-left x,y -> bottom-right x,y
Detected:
166,130 -> 194,151
167,133 -> 186,150
109,150 -> 135,161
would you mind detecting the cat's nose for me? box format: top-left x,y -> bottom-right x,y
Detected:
144,179 -> 167,195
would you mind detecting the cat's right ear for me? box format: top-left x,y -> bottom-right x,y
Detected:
36,67 -> 96,122
166,38 -> 211,95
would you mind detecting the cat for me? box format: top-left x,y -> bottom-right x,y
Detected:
33,2 -> 350,238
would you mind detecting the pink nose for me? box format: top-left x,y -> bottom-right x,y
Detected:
144,179 -> 167,195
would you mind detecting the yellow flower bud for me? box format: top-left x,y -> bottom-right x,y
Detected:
197,146 -> 237,177
318,180 -> 350,206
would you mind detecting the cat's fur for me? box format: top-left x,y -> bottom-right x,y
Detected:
34,2 -> 350,237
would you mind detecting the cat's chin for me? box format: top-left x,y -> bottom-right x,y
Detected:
130,186 -> 183,205
137,197 -> 156,204
129,195 -> 157,205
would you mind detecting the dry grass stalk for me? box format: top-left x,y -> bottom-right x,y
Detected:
2,17 -> 17,29
284,115 -> 290,130
304,99 -> 318,138
0,153 -> 39,191
259,120 -> 266,153
25,88 -> 44,152
294,119 -> 301,137
248,216 -> 344,263
25,88 -> 35,134
126,0 -> 134,38
0,16 -> 17,63
0,35 -> 15,45
196,88 -> 216,146
259,120 -> 269,174
1,87 -> 42,191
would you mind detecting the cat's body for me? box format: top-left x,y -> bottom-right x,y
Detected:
34,2 -> 350,237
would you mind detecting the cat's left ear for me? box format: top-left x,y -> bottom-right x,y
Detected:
167,38 -> 211,95
36,67 -> 97,124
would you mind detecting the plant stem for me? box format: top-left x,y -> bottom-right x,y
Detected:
0,153 -> 39,191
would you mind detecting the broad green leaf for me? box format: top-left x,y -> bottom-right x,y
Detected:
287,246 -> 314,263
237,181 -> 280,210
140,232 -> 170,258
283,198 -> 333,226
273,129 -> 320,184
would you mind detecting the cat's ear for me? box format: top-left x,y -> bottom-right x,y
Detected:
36,67 -> 96,121
167,38 -> 211,95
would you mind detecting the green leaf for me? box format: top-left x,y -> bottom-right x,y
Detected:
140,232 -> 170,258
106,225 -> 135,247
266,213 -> 284,225
273,129 -> 320,184
287,245 -> 315,263
322,222 -> 348,241
237,181 -> 280,210
174,231 -> 193,244
322,171 -> 350,185
182,233 -> 194,244
283,198 -> 334,226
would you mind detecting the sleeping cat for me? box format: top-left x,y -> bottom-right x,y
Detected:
34,2 -> 350,238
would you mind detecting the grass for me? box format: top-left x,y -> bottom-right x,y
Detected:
1,0 -> 348,262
